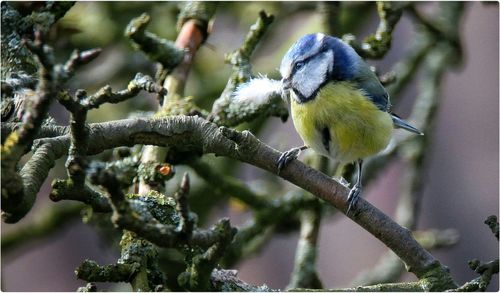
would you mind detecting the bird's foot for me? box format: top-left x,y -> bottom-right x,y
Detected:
346,184 -> 362,216
277,146 -> 305,174
334,176 -> 350,188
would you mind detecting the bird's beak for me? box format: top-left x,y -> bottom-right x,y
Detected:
280,77 -> 292,105
282,77 -> 291,90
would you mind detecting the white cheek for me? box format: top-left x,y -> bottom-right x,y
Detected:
292,51 -> 333,98
280,65 -> 292,79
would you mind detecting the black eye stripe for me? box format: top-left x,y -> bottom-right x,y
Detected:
295,61 -> 304,69
290,46 -> 331,78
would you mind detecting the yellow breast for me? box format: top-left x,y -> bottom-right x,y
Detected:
290,81 -> 393,163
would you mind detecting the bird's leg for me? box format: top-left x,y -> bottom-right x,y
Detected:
277,145 -> 308,173
346,159 -> 363,216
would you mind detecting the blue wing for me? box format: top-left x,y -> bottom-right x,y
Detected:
326,36 -> 391,112
353,62 -> 391,112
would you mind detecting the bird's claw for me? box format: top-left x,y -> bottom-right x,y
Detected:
346,185 -> 362,216
277,148 -> 302,174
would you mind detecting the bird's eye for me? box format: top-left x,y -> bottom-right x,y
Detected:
294,61 -> 305,70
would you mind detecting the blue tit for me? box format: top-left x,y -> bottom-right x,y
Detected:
277,33 -> 422,214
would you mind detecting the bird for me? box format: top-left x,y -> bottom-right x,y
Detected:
276,33 -> 423,215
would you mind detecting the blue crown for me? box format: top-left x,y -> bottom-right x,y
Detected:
282,33 -> 359,81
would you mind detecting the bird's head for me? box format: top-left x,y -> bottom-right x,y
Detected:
280,33 -> 357,103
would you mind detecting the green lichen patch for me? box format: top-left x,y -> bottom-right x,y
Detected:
127,191 -> 179,225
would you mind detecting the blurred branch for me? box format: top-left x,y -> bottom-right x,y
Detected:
125,13 -> 185,70
1,73 -> 38,123
395,44 -> 457,223
405,4 -> 462,62
287,208 -> 323,290
317,2 -> 341,36
343,2 -> 406,59
288,153 -> 329,289
1,203 -> 83,254
176,2 -> 217,36
363,3 -> 463,186
349,252 -> 404,287
222,191 -> 318,267
385,36 -> 434,98
189,159 -> 271,209
350,226 -> 460,286
414,229 -> 460,250
1,2 -> 37,75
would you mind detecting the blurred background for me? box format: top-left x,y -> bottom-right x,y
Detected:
1,2 -> 498,291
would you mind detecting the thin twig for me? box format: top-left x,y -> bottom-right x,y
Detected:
209,10 -> 281,127
125,13 -> 184,70
343,2 -> 406,59
174,172 -> 195,237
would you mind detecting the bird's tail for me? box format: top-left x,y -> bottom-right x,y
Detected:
391,114 -> 424,135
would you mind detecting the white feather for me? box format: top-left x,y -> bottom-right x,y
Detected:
233,76 -> 282,105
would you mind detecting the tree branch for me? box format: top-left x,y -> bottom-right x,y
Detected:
125,13 -> 185,70
452,260 -> 499,292
287,207 -> 323,290
209,11 -> 285,127
28,115 -> 455,288
75,260 -> 140,283
484,215 -> 499,240
189,158 -> 271,210
174,172 -> 195,237
210,269 -> 273,291
137,2 -> 217,195
0,33 -> 103,223
343,2 -> 405,59
1,32 -> 58,222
